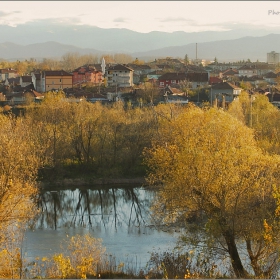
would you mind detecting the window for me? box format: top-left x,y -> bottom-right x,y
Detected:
60,79 -> 62,82
160,82 -> 164,86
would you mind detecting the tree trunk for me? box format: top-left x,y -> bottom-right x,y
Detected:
223,229 -> 249,278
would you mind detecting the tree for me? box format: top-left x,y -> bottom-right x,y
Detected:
184,54 -> 189,65
144,106 -> 280,278
113,53 -> 133,64
0,114 -> 43,278
132,57 -> 144,65
229,92 -> 280,155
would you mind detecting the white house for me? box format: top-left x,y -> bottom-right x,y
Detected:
106,64 -> 134,88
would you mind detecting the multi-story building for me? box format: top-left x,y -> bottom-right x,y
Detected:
41,70 -> 73,92
31,72 -> 43,92
210,82 -> 242,104
72,65 -> 103,85
267,51 -> 279,64
106,64 -> 134,87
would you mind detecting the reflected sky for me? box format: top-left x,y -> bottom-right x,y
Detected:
22,185 -> 181,268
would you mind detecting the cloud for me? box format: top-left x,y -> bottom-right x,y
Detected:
0,11 -> 20,18
211,21 -> 280,31
113,17 -> 128,23
159,17 -> 195,24
29,17 -> 82,25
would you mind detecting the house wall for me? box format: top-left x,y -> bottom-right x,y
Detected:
159,79 -> 208,89
31,73 -> 42,92
107,70 -> 133,87
45,76 -> 72,91
0,71 -> 18,81
159,79 -> 180,88
73,71 -> 102,84
210,88 -> 236,103
20,76 -> 32,87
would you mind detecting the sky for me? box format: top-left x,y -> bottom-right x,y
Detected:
0,1 -> 280,33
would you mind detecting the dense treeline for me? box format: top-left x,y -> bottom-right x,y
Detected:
24,92 -> 162,180
0,52 -> 135,74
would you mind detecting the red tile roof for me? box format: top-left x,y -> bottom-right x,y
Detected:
209,77 -> 223,85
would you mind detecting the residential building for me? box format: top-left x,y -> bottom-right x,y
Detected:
31,72 -> 43,92
72,65 -> 103,85
127,64 -> 153,75
238,63 -> 275,77
147,70 -> 164,81
0,68 -> 18,81
210,82 -> 242,104
238,65 -> 258,77
263,71 -> 280,85
239,75 -> 265,88
209,76 -> 223,85
106,64 -> 134,88
267,51 -> 279,64
158,72 -> 208,88
41,70 -> 73,92
207,62 -> 242,71
220,68 -> 239,79
20,75 -> 32,88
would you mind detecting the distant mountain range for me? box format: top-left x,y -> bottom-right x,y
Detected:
133,34 -> 280,62
0,22 -> 279,62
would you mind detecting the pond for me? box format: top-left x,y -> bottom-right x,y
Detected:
22,185 -> 182,270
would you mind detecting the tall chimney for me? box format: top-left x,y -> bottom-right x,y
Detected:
196,43 -> 197,60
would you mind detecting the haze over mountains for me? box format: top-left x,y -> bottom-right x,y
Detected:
0,22 -> 279,62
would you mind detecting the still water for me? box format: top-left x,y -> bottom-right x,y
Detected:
22,185 -> 181,269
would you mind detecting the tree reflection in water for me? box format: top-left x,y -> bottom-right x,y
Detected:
36,186 -> 153,232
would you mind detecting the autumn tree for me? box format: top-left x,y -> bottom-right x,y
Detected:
113,53 -> 133,64
61,52 -> 81,71
229,92 -> 280,155
25,91 -> 73,177
144,106 -> 280,278
0,114 -> 43,278
140,81 -> 160,104
132,57 -> 144,65
38,58 -> 61,71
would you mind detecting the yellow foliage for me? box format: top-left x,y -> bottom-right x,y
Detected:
34,234 -> 106,279
144,106 -> 280,277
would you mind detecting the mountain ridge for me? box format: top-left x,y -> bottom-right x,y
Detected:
0,22 -> 279,53
0,33 -> 279,62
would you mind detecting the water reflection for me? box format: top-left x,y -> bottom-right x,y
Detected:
24,185 -> 179,266
36,185 -> 153,231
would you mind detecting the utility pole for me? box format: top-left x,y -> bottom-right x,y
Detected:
250,94 -> 253,127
